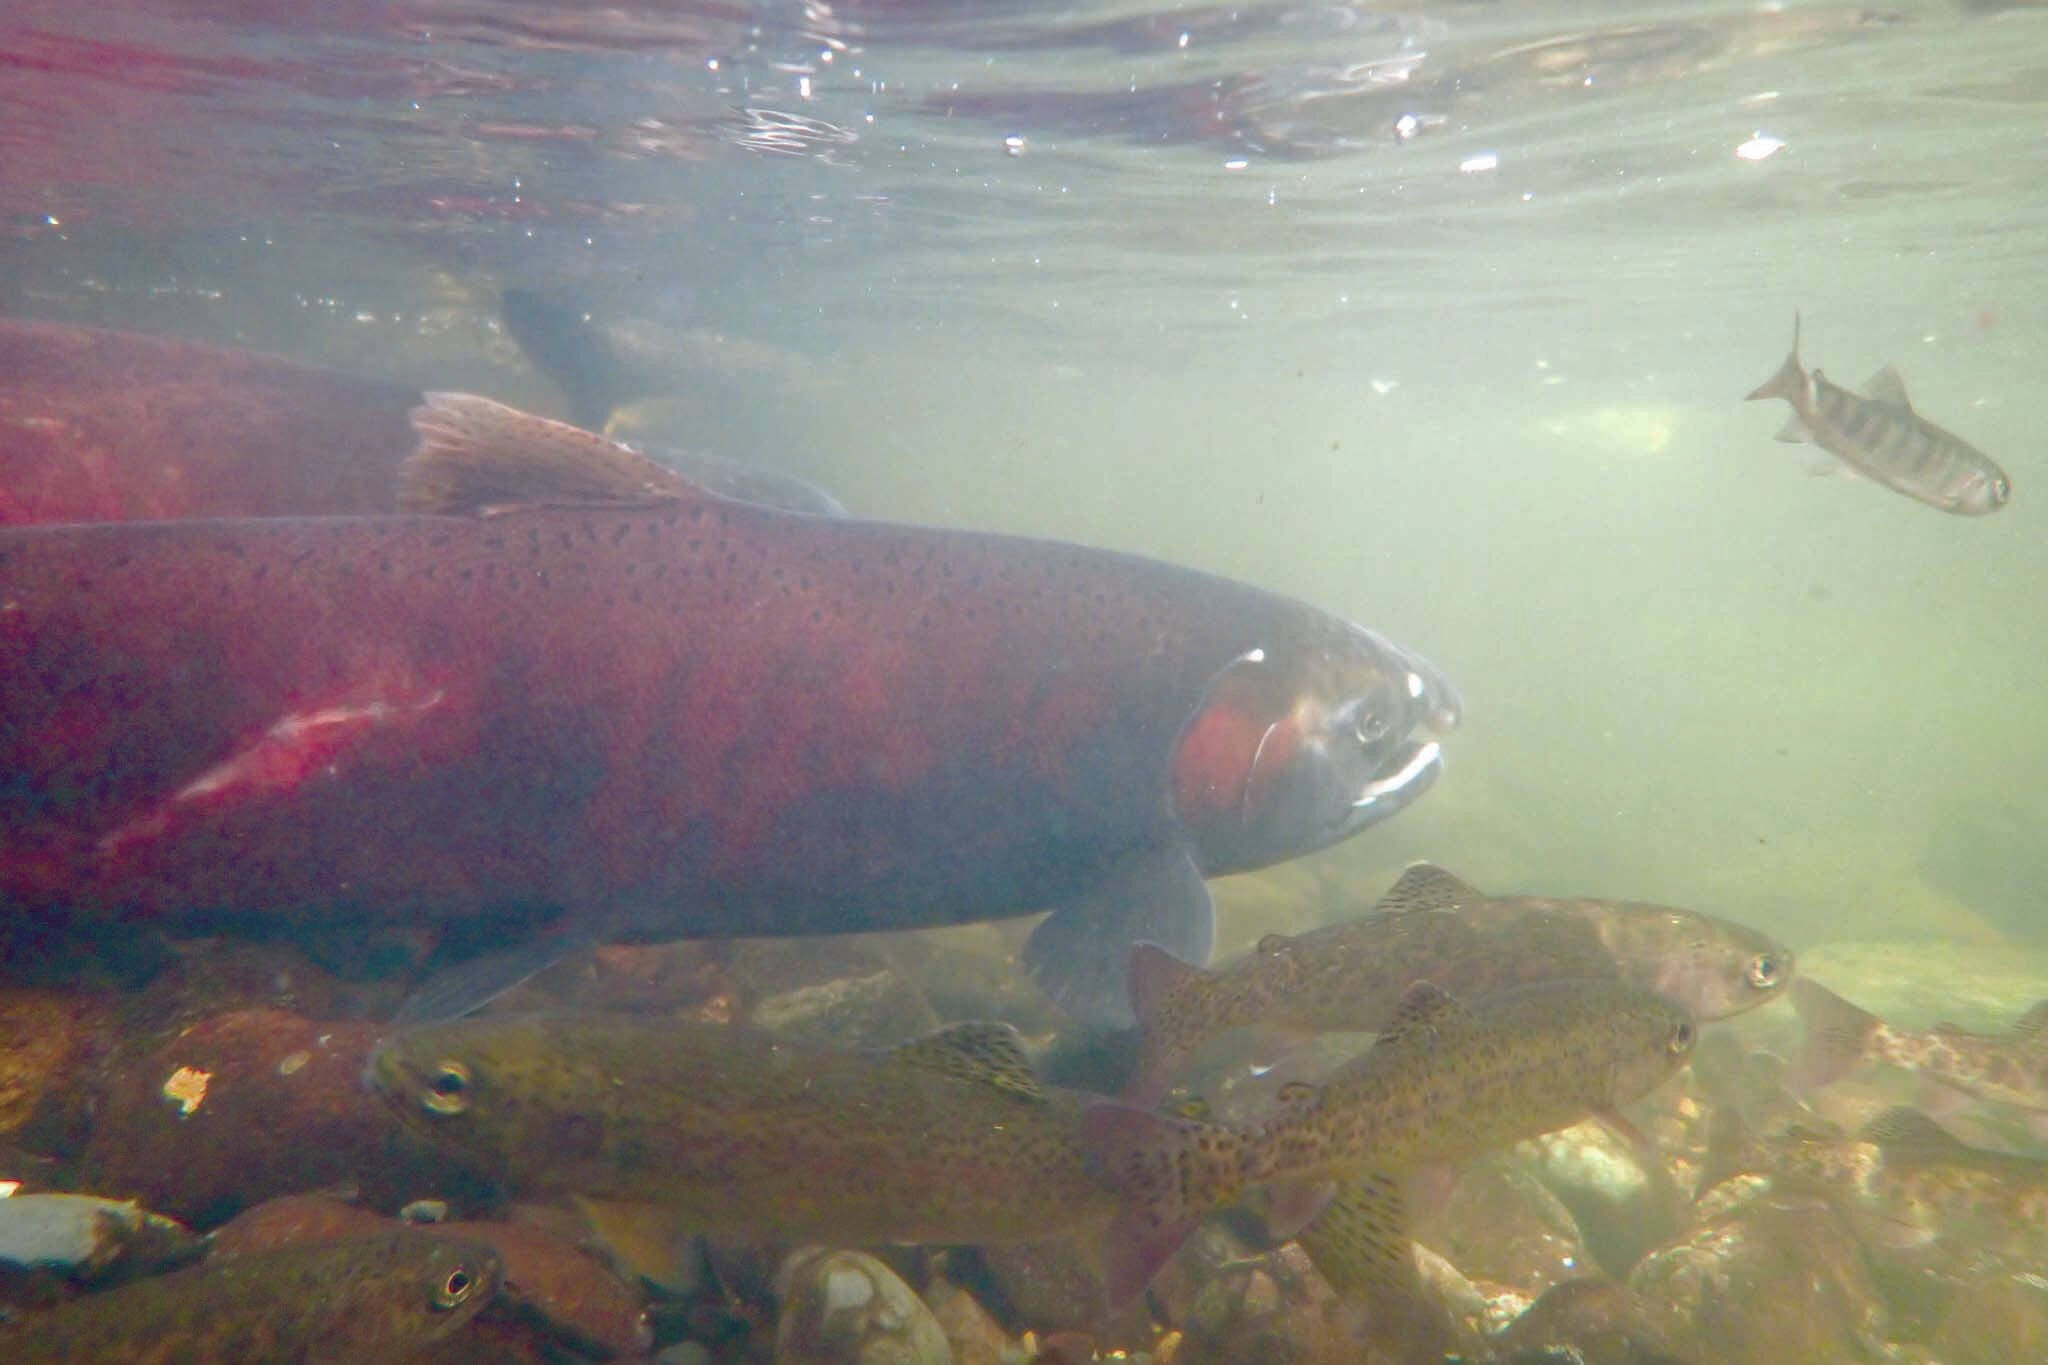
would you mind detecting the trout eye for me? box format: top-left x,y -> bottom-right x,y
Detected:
435,1264 -> 479,1309
1669,1019 -> 1697,1054
1746,954 -> 1782,990
423,1061 -> 472,1116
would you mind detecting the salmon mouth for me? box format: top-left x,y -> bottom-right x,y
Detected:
1351,739 -> 1442,820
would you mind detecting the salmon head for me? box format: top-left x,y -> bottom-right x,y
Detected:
1169,620 -> 1459,875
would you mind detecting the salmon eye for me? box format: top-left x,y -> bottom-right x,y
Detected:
1669,1019 -> 1697,1053
423,1061 -> 472,1115
1746,954 -> 1782,990
1352,704 -> 1390,746
436,1264 -> 478,1309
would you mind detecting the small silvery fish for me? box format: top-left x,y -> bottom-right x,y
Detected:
1082,979 -> 1697,1308
1746,311 -> 2010,515
1124,861 -> 1789,1106
1789,978 -> 2048,1112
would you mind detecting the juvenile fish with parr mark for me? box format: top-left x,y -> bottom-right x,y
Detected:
1746,312 -> 2010,515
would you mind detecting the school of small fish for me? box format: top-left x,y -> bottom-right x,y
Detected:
0,296 -> 2034,1365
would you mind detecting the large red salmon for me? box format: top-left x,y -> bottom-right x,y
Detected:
0,317 -> 841,522
0,394 -> 1457,1024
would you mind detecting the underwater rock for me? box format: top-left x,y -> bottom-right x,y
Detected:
971,1235 -> 1142,1350
78,1008 -> 486,1227
1419,1155 -> 1593,1297
1792,941 -> 2048,1036
1492,1276 -> 1702,1365
1924,1263 -> 2048,1365
0,1192 -> 199,1282
773,1247 -> 951,1365
1525,1120 -> 1686,1278
1158,1227 -> 1487,1365
0,988 -> 116,1146
749,968 -> 942,1049
1628,1196 -> 1889,1365
923,1276 -> 1017,1365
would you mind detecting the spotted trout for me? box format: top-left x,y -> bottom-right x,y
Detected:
369,1016 -> 1118,1247
1125,860 -> 1791,1104
1082,979 -> 1697,1306
0,1229 -> 500,1364
1790,978 -> 2048,1112
0,392 -> 1457,1025
1745,311 -> 2011,515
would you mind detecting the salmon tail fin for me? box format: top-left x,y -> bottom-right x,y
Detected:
1080,1100 -> 1234,1308
1788,978 -> 1880,1093
402,391 -> 703,516
1121,943 -> 1209,1105
1745,309 -> 1807,404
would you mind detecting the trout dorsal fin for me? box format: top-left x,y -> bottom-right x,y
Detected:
1859,1106 -> 1965,1164
884,1021 -> 1046,1102
1377,862 -> 1483,915
1377,981 -> 1470,1046
1861,365 -> 1912,411
403,391 -> 706,516
2010,1000 -> 2048,1051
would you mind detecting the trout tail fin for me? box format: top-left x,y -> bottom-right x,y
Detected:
1121,943 -> 1210,1106
1788,978 -> 1880,1093
1080,1100 -> 1240,1309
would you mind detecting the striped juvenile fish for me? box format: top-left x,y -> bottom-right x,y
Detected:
1746,312 -> 2010,515
1124,860 -> 1789,1105
1081,979 -> 1696,1307
1790,977 -> 2048,1112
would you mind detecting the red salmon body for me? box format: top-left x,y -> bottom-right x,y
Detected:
0,394 -> 1457,1023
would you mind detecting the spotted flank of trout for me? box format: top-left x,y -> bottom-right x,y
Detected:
1082,978 -> 1697,1306
1744,1107 -> 2048,1263
1745,311 -> 2010,515
369,1015 -> 1118,1248
1789,978 -> 2048,1112
0,1230 -> 500,1365
1124,861 -> 1789,1105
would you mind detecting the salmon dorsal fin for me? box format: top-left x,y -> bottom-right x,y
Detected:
884,1021 -> 1046,1102
1860,365 -> 1912,410
1377,862 -> 1483,915
1377,980 -> 1470,1046
403,391 -> 705,516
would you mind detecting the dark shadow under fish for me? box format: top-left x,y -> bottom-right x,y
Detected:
1746,311 -> 2010,515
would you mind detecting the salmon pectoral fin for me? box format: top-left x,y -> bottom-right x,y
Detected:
403,391 -> 707,516
1023,841 -> 1215,1032
389,928 -> 599,1027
